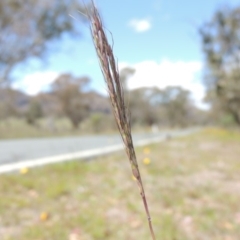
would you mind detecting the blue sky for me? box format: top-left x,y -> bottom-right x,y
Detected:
12,0 -> 239,108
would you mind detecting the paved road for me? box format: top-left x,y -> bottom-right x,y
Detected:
0,128 -> 200,174
0,128 -> 198,167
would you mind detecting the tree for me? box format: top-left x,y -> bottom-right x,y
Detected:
128,87 -> 159,126
160,86 -> 193,127
25,100 -> 43,125
51,73 -> 90,128
0,87 -> 28,119
0,0 -> 88,82
199,5 -> 240,125
127,86 -> 194,128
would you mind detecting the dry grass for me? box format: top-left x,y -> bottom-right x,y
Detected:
0,117 -> 155,139
0,117 -> 84,139
86,2 -> 156,238
1,128 -> 240,239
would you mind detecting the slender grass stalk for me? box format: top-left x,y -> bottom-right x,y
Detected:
86,2 -> 156,239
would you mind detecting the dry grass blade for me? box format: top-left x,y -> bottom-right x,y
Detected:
86,2 -> 156,239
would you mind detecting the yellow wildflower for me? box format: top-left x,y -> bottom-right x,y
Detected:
20,167 -> 29,174
40,212 -> 49,221
143,157 -> 151,165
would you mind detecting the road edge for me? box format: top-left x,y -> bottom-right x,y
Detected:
0,129 -> 199,174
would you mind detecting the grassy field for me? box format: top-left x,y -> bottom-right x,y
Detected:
0,117 -> 151,139
0,118 -> 80,139
0,128 -> 240,240
0,117 -> 116,139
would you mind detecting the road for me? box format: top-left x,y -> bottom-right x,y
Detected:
0,128 -> 199,173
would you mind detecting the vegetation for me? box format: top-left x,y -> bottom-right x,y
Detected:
1,3 -> 240,240
88,4 -> 156,238
1,128 -> 240,239
0,0 -> 88,82
199,5 -> 240,126
51,74 -> 91,128
1,2 -> 240,136
0,117 -> 117,139
0,82 -> 208,138
25,100 -> 43,125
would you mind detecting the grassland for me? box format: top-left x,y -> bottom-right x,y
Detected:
0,118 -> 80,139
0,128 -> 240,240
0,117 -> 115,139
0,117 -> 150,139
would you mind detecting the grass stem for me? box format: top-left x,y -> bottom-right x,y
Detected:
86,2 -> 156,239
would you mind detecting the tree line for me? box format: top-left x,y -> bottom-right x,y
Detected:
0,71 -> 207,130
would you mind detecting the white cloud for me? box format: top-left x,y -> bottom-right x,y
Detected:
119,60 -> 206,108
12,71 -> 60,95
128,19 -> 151,32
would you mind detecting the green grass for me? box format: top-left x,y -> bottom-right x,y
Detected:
1,128 -> 240,239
